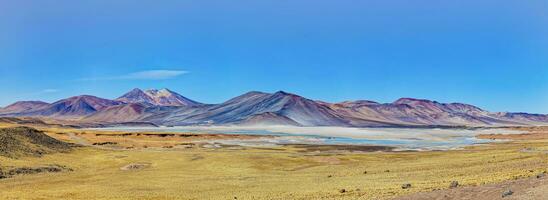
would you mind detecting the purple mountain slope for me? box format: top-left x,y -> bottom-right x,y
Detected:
17,95 -> 122,118
2,89 -> 548,127
328,98 -> 538,126
0,101 -> 50,114
157,91 -> 350,126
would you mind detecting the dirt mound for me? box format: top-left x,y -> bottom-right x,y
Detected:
0,127 -> 76,158
120,163 -> 151,171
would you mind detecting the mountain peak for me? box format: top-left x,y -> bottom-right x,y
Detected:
338,100 -> 380,106
127,88 -> 145,94
31,95 -> 123,117
145,88 -> 175,97
117,88 -> 201,106
273,90 -> 300,97
394,98 -> 437,105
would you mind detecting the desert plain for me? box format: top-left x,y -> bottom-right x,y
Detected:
0,120 -> 547,200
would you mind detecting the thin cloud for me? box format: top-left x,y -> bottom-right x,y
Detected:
79,70 -> 188,81
41,89 -> 59,93
21,89 -> 59,97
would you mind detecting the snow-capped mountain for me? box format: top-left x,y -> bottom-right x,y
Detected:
116,88 -> 202,106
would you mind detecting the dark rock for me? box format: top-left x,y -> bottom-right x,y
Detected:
92,142 -> 118,146
0,169 -> 7,179
1,165 -> 70,178
7,165 -> 67,176
502,189 -> 513,198
339,189 -> 346,193
537,172 -> 545,179
402,183 -> 412,189
449,181 -> 459,188
363,171 -> 368,174
385,170 -> 390,172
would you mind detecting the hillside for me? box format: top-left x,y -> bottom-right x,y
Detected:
0,101 -> 49,114
13,95 -> 122,118
157,91 -> 349,126
0,127 -> 75,158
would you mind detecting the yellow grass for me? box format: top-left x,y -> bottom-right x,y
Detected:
0,125 -> 547,199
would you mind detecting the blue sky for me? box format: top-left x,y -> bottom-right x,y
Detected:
0,0 -> 547,113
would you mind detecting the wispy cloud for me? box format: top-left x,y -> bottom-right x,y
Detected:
21,89 -> 59,97
41,89 -> 59,93
79,70 -> 188,81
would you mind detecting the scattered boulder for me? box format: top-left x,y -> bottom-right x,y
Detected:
0,169 -> 6,179
537,173 -> 545,179
363,171 -> 368,174
178,143 -> 195,149
402,183 -> 412,189
327,175 -> 332,178
502,189 -> 513,198
385,170 -> 390,172
339,189 -> 346,193
120,163 -> 151,171
449,181 -> 459,188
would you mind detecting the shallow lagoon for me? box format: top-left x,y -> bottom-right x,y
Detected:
91,126 -> 524,150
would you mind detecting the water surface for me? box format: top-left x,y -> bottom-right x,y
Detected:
91,126 -> 523,150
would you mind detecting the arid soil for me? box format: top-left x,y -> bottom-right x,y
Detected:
1,122 -> 547,199
393,172 -> 547,200
393,126 -> 548,200
477,126 -> 548,140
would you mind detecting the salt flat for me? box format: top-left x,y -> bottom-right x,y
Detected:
93,126 -> 525,150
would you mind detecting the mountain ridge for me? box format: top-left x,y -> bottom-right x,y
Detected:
2,88 -> 547,127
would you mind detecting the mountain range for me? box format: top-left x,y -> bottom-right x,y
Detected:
1,88 -> 547,127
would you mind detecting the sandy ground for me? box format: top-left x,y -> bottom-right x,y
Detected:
477,126 -> 548,140
394,127 -> 548,200
393,173 -> 547,200
1,122 -> 547,199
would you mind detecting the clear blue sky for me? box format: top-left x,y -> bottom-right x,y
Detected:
0,0 -> 547,113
